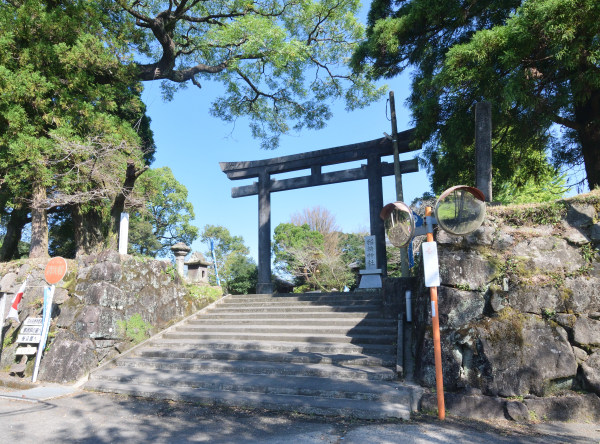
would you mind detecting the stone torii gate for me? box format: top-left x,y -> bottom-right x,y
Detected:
220,128 -> 418,294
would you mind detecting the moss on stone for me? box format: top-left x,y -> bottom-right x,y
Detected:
116,314 -> 153,344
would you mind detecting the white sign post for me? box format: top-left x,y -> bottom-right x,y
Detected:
32,286 -> 55,383
119,212 -> 129,255
32,257 -> 67,383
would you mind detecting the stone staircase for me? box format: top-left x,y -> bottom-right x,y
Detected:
84,291 -> 423,419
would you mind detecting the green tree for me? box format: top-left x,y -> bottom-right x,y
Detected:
0,1 -> 152,258
273,221 -> 355,292
225,254 -> 258,295
353,0 -> 600,192
200,224 -> 256,294
119,0 -> 385,149
128,167 -> 198,257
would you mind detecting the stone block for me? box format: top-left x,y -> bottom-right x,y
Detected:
83,282 -> 124,307
573,315 -> 600,347
73,305 -> 124,340
420,392 -> 506,420
0,272 -> 17,292
438,286 -> 485,328
512,237 -> 584,273
561,223 -> 590,245
505,400 -> 529,422
524,393 -> 600,422
88,261 -> 123,283
567,203 -> 596,228
564,276 -> 600,313
438,250 -> 497,289
591,223 -> 600,242
53,287 -> 70,304
507,284 -> 565,315
582,350 -> 600,395
464,225 -> 495,246
573,346 -> 589,364
476,314 -> 577,397
37,330 -> 97,383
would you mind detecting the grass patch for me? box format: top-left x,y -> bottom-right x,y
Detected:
117,314 -> 153,344
186,284 -> 223,302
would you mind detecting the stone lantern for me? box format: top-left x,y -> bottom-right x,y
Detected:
170,242 -> 191,277
185,252 -> 212,284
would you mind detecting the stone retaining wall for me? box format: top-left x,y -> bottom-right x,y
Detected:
0,250 -> 212,383
411,191 -> 600,405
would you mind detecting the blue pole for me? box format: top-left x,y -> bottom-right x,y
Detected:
210,239 -> 221,286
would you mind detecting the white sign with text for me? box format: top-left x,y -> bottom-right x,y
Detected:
422,241 -> 441,288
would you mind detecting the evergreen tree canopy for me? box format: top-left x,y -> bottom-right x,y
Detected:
0,0 -> 153,258
353,0 -> 600,193
128,167 -> 198,258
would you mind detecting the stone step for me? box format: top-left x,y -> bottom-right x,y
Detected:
115,357 -> 396,380
147,339 -> 396,355
220,299 -> 378,307
226,292 -> 383,302
206,304 -> 383,313
137,347 -> 395,367
161,331 -> 395,345
84,290 -> 407,419
172,324 -> 396,335
88,367 -> 413,402
84,379 -> 418,419
197,311 -> 383,319
185,317 -> 396,327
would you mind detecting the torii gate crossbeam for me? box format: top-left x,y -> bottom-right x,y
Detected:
220,129 -> 418,294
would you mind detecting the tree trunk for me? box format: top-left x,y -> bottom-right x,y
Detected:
29,181 -> 49,258
575,89 -> 600,190
0,205 -> 28,261
107,160 -> 147,251
71,205 -> 106,257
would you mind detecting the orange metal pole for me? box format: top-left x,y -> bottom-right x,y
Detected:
425,206 -> 445,420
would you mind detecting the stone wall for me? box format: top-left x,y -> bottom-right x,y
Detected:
0,250 -> 214,383
411,190 -> 600,404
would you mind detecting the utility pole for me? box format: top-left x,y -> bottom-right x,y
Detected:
390,91 -> 410,277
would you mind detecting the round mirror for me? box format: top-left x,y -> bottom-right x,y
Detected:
435,186 -> 486,235
380,202 -> 415,247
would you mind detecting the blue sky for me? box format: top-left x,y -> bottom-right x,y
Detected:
141,68 -> 431,261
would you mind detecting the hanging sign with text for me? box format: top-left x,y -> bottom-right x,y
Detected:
16,317 -> 43,344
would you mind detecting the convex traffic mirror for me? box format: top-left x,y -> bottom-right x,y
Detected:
381,185 -> 486,243
435,186 -> 486,235
380,201 -> 415,248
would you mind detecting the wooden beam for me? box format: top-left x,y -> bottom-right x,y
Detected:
231,158 -> 419,198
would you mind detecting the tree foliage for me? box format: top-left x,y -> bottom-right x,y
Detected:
118,0 -> 385,148
273,208 -> 360,291
353,0 -> 600,192
0,0 -> 154,258
128,167 -> 198,257
200,224 -> 256,294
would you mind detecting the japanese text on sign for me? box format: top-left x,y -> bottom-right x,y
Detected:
364,236 -> 377,269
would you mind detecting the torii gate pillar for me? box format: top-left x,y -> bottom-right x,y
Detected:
367,154 -> 387,275
257,171 -> 273,294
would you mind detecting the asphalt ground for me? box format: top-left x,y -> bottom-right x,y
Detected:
0,384 -> 599,444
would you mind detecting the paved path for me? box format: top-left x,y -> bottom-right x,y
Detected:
0,387 -> 598,443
